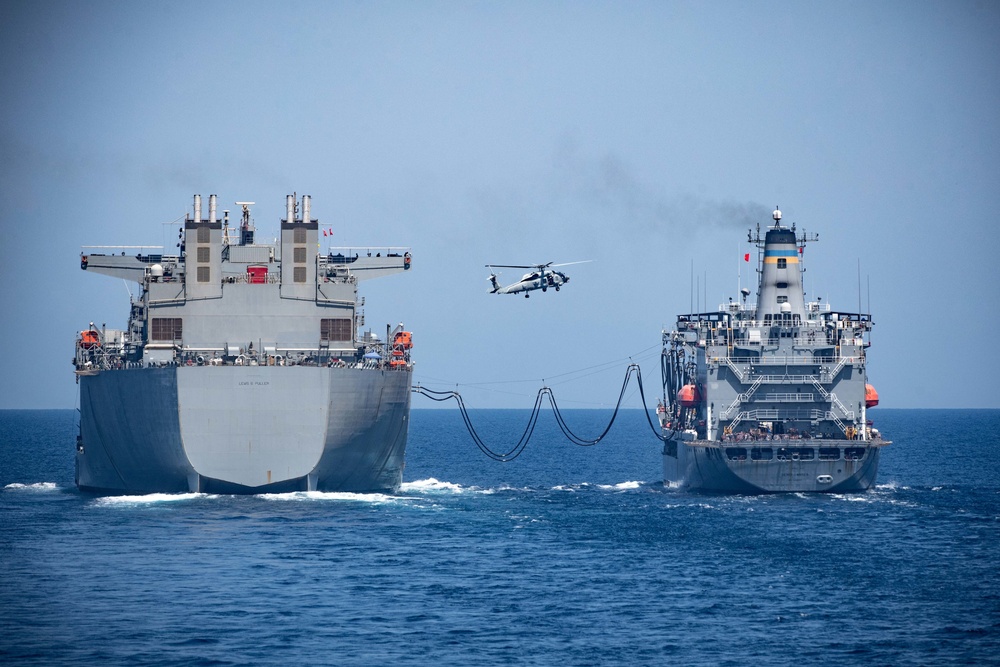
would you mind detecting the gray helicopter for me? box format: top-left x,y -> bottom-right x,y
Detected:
486,261 -> 589,297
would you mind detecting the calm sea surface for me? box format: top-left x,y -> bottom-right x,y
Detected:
1,408 -> 998,666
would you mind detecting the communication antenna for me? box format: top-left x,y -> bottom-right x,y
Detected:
690,259 -> 693,314
857,258 -> 862,317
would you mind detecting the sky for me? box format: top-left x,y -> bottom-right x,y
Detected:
1,0 -> 998,410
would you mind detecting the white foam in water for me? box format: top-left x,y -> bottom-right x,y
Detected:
4,482 -> 59,491
597,480 -> 642,491
260,491 -> 399,503
95,492 -> 212,505
401,478 -> 466,493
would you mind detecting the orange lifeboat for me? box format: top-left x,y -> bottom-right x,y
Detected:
865,384 -> 879,408
79,330 -> 100,349
393,331 -> 413,349
677,384 -> 701,407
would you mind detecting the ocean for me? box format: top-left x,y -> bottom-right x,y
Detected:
1,408 -> 998,666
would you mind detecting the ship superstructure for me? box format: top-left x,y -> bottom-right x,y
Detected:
658,208 -> 888,492
74,194 -> 414,494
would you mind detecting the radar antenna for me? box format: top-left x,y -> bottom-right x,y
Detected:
235,201 -> 256,246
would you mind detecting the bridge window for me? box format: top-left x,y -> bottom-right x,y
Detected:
151,317 -> 182,341
776,296 -> 788,304
777,258 -> 787,268
320,318 -> 353,342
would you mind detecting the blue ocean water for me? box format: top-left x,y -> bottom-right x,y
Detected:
1,408 -> 998,666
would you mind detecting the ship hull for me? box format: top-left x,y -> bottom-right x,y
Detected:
663,440 -> 882,493
76,366 -> 412,495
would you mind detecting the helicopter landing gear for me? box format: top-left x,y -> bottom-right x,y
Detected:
525,294 -> 530,298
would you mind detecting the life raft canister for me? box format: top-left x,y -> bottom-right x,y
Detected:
677,384 -> 701,407
865,384 -> 879,408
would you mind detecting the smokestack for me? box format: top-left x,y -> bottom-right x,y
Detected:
193,194 -> 202,223
209,194 -> 217,223
302,195 -> 311,225
286,194 -> 295,223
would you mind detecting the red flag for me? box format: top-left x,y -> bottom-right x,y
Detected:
798,246 -> 803,254
743,253 -> 750,262
323,230 -> 328,237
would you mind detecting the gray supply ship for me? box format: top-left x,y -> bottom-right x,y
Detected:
73,194 -> 413,495
657,207 -> 888,492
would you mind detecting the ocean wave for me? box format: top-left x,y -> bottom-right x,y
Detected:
596,480 -> 643,491
552,481 -> 650,493
400,478 -> 468,494
875,481 -> 908,491
831,494 -> 875,502
259,491 -> 401,503
551,483 -> 583,492
4,482 -> 59,491
94,492 -> 214,505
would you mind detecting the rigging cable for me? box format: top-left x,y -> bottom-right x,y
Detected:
412,363 -> 674,462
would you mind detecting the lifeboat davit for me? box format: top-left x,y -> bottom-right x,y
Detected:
865,384 -> 879,408
677,384 -> 701,407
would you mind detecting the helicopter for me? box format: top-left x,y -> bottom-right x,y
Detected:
486,261 -> 590,297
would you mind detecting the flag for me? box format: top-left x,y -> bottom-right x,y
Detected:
798,246 -> 803,255
743,253 -> 750,262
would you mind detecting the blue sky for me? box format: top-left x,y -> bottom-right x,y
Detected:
1,0 -> 997,409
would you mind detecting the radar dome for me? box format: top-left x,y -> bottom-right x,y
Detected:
150,264 -> 164,277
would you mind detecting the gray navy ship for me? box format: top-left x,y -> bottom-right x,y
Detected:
658,207 -> 888,492
73,194 -> 413,495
